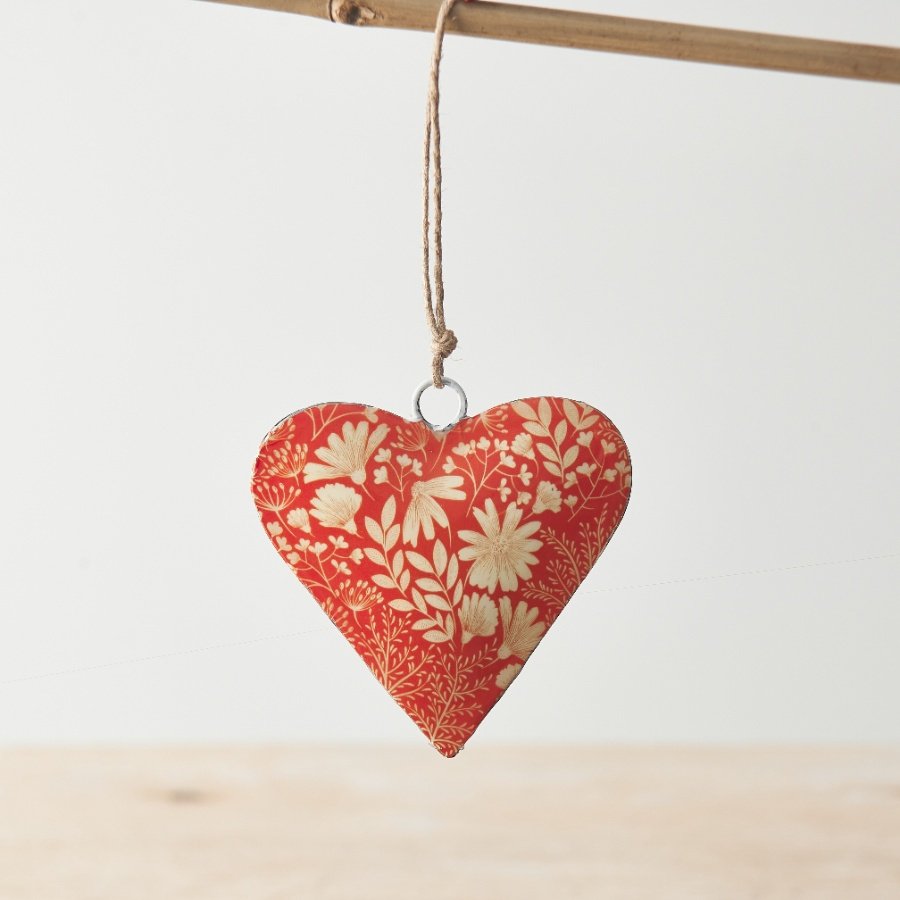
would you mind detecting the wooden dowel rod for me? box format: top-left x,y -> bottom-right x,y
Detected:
198,0 -> 900,84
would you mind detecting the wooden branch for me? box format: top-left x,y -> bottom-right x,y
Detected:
198,0 -> 900,85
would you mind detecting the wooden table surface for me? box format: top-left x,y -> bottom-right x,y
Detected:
1,746 -> 898,899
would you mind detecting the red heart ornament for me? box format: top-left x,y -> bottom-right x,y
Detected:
253,397 -> 631,757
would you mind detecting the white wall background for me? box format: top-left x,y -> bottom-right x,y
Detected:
0,0 -> 897,745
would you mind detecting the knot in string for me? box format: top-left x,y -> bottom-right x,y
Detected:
432,327 -> 458,358
430,327 -> 458,386
423,0 -> 460,389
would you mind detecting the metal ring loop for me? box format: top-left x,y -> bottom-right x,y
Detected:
412,378 -> 468,431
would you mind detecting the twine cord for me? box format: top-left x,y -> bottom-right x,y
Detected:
423,0 -> 460,388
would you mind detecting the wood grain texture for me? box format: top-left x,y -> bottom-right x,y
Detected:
199,0 -> 900,84
1,746 -> 899,899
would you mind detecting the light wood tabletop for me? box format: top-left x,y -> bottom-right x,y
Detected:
1,745 -> 898,899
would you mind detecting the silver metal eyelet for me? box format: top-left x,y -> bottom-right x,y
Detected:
412,378 -> 468,431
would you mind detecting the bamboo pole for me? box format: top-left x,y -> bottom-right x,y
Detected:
199,0 -> 900,85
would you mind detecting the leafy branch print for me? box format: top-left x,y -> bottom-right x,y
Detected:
396,539 -> 464,644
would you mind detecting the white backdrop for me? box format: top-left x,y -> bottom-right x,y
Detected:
0,0 -> 897,745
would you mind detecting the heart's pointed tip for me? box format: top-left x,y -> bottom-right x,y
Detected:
432,741 -> 463,759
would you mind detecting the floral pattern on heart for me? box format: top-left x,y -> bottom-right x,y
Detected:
253,397 -> 631,757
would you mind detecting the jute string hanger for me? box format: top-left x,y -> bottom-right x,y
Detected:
202,0 -> 900,394
423,0 -> 460,390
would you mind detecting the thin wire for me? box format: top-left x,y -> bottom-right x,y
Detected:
2,551 -> 895,688
423,0 -> 460,388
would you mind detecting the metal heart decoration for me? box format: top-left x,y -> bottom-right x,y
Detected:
252,397 -> 631,757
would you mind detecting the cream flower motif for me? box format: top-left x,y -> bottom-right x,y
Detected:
253,481 -> 299,514
309,483 -> 362,534
336,579 -> 384,612
478,406 -> 508,433
496,663 -> 522,690
459,593 -> 499,644
266,417 -> 295,443
303,421 -> 389,485
532,481 -> 562,514
511,433 -> 535,459
402,476 -> 465,546
263,442 -> 308,479
498,597 -> 545,660
286,507 -> 311,532
397,454 -> 423,476
458,500 -> 542,593
391,424 -> 430,453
